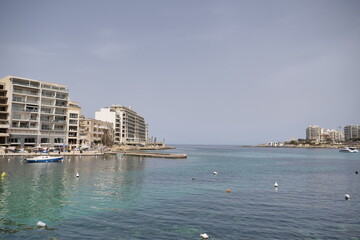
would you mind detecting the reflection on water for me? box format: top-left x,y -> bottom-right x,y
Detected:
0,155 -> 145,233
0,147 -> 359,239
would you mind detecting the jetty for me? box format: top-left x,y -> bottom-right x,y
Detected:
120,152 -> 187,159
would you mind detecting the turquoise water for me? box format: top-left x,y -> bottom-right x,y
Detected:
0,145 -> 359,239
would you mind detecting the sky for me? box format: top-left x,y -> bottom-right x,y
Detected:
0,0 -> 359,145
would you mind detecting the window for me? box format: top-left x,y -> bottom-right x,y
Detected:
9,138 -> 19,143
25,138 -> 36,143
41,107 -> 52,114
12,114 -> 21,120
41,124 -> 50,130
41,116 -> 51,121
13,96 -> 24,102
70,113 -> 78,118
54,138 -> 64,143
54,125 -> 64,131
20,122 -> 29,128
12,105 -> 24,111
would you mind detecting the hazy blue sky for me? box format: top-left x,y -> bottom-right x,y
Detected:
1,0 -> 359,144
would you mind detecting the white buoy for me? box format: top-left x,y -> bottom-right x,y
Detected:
37,221 -> 46,227
345,194 -> 350,200
76,172 -> 79,178
213,171 -> 217,175
200,233 -> 210,239
274,181 -> 278,188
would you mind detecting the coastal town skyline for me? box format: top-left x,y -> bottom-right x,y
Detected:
1,0 -> 359,145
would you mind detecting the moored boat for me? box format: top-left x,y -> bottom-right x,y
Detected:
25,155 -> 64,163
339,147 -> 359,153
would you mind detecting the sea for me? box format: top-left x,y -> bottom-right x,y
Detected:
0,145 -> 359,239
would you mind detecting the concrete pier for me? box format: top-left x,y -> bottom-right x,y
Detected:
121,152 -> 187,159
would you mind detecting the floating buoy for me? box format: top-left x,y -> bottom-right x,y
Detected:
227,189 -> 231,193
1,172 -> 6,178
76,172 -> 79,178
213,172 -> 217,175
200,233 -> 210,239
345,194 -> 350,200
37,221 -> 46,227
274,182 -> 278,188
192,177 -> 196,180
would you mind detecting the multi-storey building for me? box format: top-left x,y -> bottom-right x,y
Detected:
79,118 -> 114,147
321,129 -> 344,143
306,125 -> 322,143
68,101 -> 81,148
0,76 -> 69,148
95,105 -> 147,145
344,125 -> 360,141
328,129 -> 344,143
0,83 -> 9,146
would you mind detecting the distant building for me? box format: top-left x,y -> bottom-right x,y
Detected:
321,129 -> 344,143
344,125 -> 360,141
67,101 -> 81,148
95,105 -> 147,145
328,129 -> 344,143
0,76 -> 69,148
79,118 -> 114,147
306,125 -> 322,143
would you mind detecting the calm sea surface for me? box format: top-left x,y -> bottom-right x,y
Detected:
0,145 -> 359,239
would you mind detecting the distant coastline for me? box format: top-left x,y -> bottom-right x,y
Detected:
242,143 -> 360,149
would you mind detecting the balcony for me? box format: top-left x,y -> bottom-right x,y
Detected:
12,80 -> 40,89
13,89 -> 39,96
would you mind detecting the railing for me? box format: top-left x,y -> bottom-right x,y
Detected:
13,80 -> 40,88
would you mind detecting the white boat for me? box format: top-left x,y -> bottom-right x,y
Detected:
339,147 -> 359,153
25,155 -> 64,163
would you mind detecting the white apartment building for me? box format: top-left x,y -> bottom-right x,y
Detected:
95,105 -> 147,145
306,125 -> 322,143
0,76 -> 69,148
321,129 -> 344,143
344,125 -> 360,141
68,101 -> 81,148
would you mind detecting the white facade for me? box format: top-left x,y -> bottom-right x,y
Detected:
344,125 -> 360,141
0,76 -> 69,148
68,101 -> 81,148
306,125 -> 322,143
95,108 -> 117,128
95,105 -> 147,145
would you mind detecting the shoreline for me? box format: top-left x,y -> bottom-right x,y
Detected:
0,144 -> 178,158
242,144 -> 360,149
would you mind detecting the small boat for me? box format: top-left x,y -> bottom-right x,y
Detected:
25,155 -> 64,163
339,147 -> 359,153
